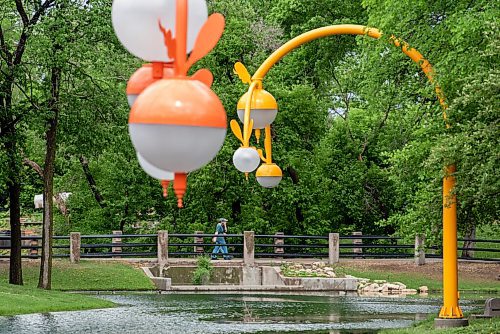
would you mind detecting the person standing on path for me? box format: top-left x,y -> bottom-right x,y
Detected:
211,218 -> 232,260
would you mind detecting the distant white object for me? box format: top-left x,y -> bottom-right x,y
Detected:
34,195 -> 43,209
59,192 -> 72,201
34,192 -> 72,209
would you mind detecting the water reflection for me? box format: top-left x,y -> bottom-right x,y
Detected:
0,293 -> 484,334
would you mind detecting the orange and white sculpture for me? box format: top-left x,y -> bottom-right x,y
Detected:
112,0 -> 226,207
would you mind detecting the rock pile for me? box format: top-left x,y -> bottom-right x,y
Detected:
357,279 -> 418,294
281,262 -> 336,278
356,278 -> 429,295
280,261 -> 429,296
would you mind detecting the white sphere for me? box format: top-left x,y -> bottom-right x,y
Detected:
130,124 -> 226,173
112,0 -> 208,62
257,176 -> 282,188
136,153 -> 174,180
237,109 -> 278,129
232,147 -> 260,173
127,94 -> 138,107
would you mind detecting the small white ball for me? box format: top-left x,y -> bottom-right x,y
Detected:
232,147 -> 260,173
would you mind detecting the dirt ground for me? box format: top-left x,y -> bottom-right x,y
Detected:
338,259 -> 500,283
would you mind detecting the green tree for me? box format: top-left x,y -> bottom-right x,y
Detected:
0,0 -> 56,286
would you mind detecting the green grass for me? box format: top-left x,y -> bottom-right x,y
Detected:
0,281 -> 115,316
334,266 -> 500,292
380,315 -> 500,333
0,260 -> 155,291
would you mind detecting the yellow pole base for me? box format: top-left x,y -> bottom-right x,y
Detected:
439,305 -> 464,319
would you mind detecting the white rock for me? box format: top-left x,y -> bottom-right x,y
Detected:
374,280 -> 387,284
386,283 -> 402,290
418,286 -> 429,293
402,289 -> 418,295
394,282 -> 407,289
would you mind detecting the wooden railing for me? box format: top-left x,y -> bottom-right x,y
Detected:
0,231 -> 498,264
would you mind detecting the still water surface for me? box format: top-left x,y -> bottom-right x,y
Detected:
0,292 -> 484,334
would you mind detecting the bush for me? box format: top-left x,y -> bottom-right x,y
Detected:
192,256 -> 213,285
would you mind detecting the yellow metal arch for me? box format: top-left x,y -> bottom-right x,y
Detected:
239,24 -> 461,319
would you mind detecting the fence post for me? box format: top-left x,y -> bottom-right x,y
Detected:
70,232 -> 81,264
194,231 -> 204,254
158,230 -> 168,264
274,232 -> 284,257
244,231 -> 254,266
415,234 -> 426,265
29,237 -> 38,257
112,230 -> 122,258
329,233 -> 340,264
352,231 -> 363,258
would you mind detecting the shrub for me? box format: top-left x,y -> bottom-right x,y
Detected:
192,256 -> 214,285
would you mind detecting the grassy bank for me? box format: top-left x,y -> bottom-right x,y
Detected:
335,266 -> 500,292
381,315 -> 500,333
0,282 -> 114,316
0,260 -> 155,291
0,260 -> 154,316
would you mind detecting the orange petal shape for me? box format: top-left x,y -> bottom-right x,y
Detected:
186,13 -> 225,70
191,68 -> 213,87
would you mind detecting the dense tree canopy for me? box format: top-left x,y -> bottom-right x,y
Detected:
1,0 -> 498,247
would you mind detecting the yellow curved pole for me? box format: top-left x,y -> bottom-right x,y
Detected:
242,81 -> 259,147
264,125 -> 272,164
253,25 -> 379,79
243,23 -> 460,319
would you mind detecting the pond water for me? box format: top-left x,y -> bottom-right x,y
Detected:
0,292 -> 485,334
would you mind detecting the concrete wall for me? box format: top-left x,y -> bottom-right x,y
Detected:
152,265 -> 357,291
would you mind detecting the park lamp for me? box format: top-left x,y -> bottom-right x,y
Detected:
255,126 -> 282,188
237,88 -> 278,130
113,0 -> 226,207
137,153 -> 174,198
256,163 -> 282,188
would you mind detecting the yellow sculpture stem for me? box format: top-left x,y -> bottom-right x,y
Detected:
243,81 -> 259,147
244,23 -> 461,319
264,126 -> 272,164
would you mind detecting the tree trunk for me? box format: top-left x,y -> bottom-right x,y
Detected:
79,155 -> 106,208
6,129 -> 23,285
3,75 -> 23,285
38,66 -> 61,290
461,224 -> 476,259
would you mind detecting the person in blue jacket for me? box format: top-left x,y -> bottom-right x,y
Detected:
211,218 -> 232,260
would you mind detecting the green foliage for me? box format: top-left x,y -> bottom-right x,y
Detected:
1,0 -> 498,247
192,256 -> 214,285
280,263 -> 320,277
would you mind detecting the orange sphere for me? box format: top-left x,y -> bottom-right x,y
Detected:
129,79 -> 227,173
126,63 -> 174,106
